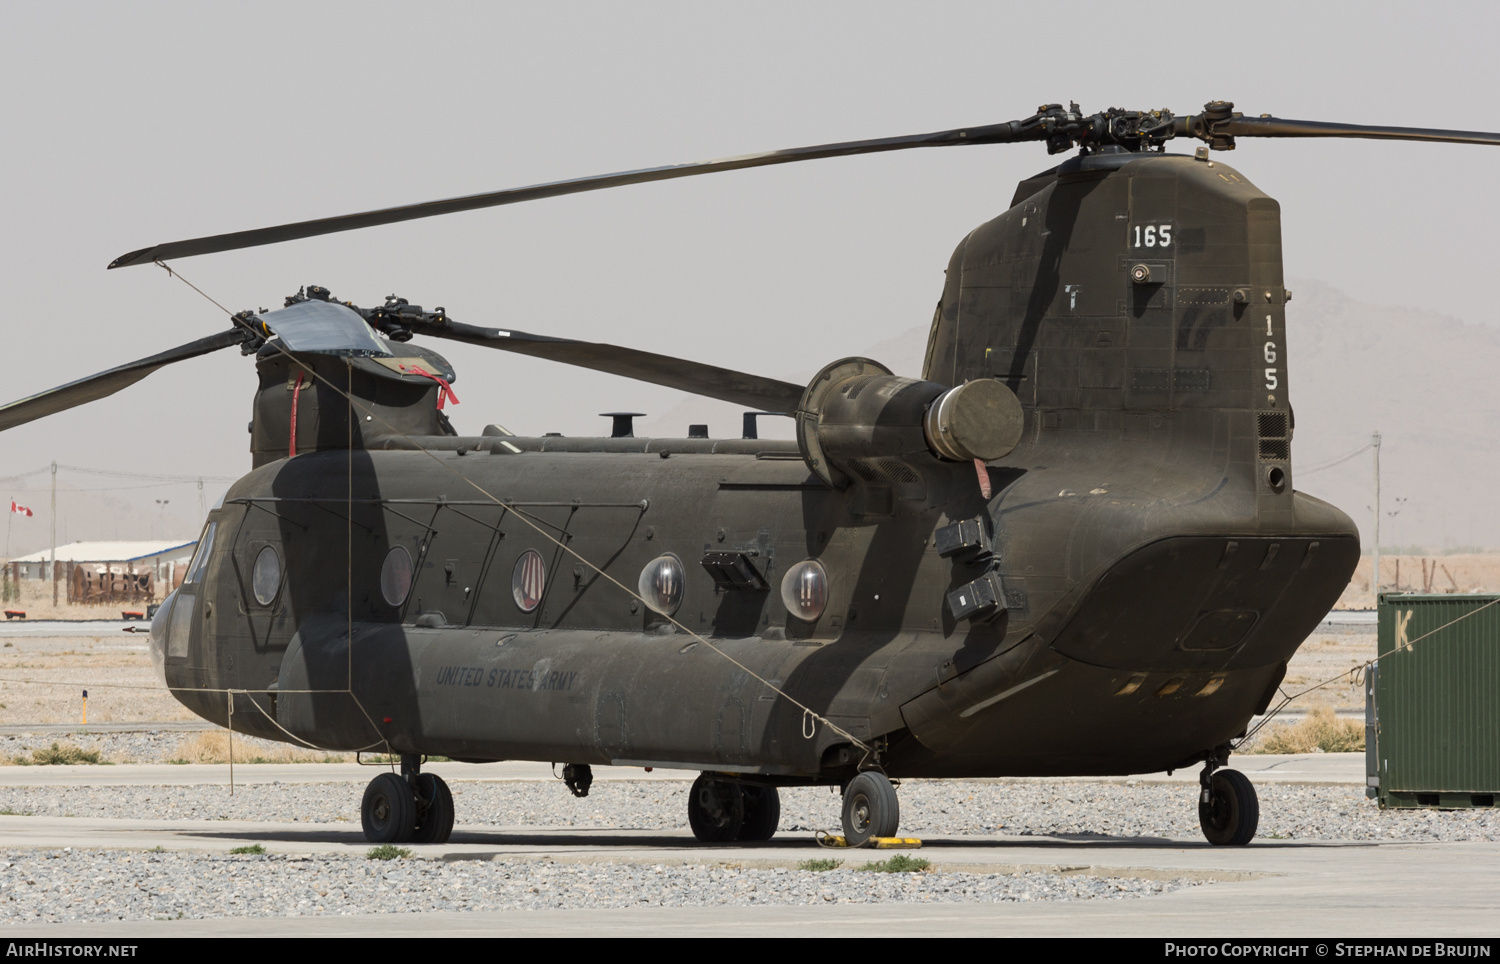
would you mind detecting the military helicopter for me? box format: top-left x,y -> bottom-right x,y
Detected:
5,101 -> 1496,848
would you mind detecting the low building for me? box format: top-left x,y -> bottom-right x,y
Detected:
9,540 -> 198,603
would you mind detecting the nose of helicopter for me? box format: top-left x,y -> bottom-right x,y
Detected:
148,591 -> 174,687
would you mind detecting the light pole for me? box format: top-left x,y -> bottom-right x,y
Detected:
50,462 -> 57,607
155,499 -> 170,540
1388,497 -> 1408,553
1371,432 -> 1381,602
1387,496 -> 1408,590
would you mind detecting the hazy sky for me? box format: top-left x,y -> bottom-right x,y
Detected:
3,2 -> 1497,539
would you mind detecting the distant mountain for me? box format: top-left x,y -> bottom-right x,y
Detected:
643,280 -> 1500,550
1284,279 -> 1500,551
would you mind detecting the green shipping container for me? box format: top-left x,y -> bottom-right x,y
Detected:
1368,593 -> 1500,809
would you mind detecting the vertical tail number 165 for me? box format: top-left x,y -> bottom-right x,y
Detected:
1264,315 -> 1278,390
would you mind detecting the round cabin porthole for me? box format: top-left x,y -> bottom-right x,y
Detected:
638,554 -> 685,616
380,546 -> 414,607
512,549 -> 546,613
251,546 -> 282,606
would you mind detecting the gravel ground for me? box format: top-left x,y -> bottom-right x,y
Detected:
0,850 -> 1200,922
0,729 -> 345,764
0,731 -> 194,764
0,620 -> 1484,923
0,779 -> 1495,842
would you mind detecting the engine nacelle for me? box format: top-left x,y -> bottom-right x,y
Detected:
795,357 -> 1024,488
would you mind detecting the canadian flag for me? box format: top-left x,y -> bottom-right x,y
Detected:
10,500 -> 32,517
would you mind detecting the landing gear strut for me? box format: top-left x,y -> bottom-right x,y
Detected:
360,754 -> 454,844
562,763 -> 593,798
1198,755 -> 1258,846
686,773 -> 782,843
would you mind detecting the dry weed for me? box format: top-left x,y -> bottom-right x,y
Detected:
1250,706 -> 1364,754
170,730 -> 350,764
9,742 -> 107,765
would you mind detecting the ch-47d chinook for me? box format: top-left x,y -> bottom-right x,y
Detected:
6,102 -> 1496,847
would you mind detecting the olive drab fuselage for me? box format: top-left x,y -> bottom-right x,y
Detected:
150,151 -> 1360,781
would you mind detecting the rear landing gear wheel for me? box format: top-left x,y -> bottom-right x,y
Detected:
362,772 -> 415,843
737,786 -> 781,842
411,773 -> 455,844
842,772 -> 899,847
688,773 -> 744,842
1199,768 -> 1259,846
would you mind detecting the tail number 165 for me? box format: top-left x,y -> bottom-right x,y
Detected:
1131,223 -> 1173,248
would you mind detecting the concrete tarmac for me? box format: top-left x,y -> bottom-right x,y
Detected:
0,721 -> 215,736
0,753 -> 1367,788
1,818 -> 1492,937
0,620 -> 142,638
3,754 -> 1493,937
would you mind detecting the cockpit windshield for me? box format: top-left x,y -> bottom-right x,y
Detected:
183,522 -> 217,584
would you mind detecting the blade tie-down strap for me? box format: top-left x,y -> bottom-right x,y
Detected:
402,365 -> 460,410
288,371 -> 304,458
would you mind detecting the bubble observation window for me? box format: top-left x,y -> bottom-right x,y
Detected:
637,554 -> 685,616
780,559 -> 829,622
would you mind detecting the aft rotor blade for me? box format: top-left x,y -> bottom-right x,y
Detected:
418,321 -> 805,413
0,327 -> 251,432
1217,115 -> 1500,146
108,119 -> 1038,269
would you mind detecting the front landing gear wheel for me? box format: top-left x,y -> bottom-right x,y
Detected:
737,786 -> 781,842
1199,768 -> 1259,846
411,773 -> 455,844
362,772 -> 415,843
842,772 -> 899,846
688,774 -> 744,842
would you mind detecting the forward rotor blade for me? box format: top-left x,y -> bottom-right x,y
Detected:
417,321 -> 805,413
108,119 -> 1038,269
1215,115 -> 1500,146
0,327 -> 251,433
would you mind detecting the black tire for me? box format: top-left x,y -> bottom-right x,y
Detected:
362,772 -> 416,843
687,773 -> 744,842
842,772 -> 899,846
737,785 -> 781,842
1199,769 -> 1259,846
410,773 -> 455,844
